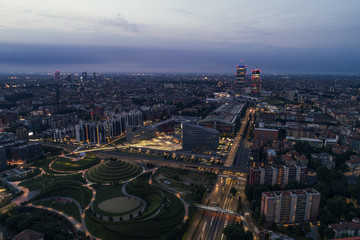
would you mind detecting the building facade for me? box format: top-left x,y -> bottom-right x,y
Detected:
251,69 -> 261,94
181,123 -> 219,151
253,128 -> 279,143
75,121 -> 106,143
261,188 -> 320,224
249,165 -> 307,187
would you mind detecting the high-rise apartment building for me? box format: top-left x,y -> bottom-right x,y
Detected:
251,69 -> 261,94
261,188 -> 320,224
106,110 -> 143,138
75,121 -> 106,143
249,165 -> 307,187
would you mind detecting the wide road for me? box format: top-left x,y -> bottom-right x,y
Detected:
40,142 -> 249,174
185,176 -> 241,240
185,108 -> 259,240
224,108 -> 252,167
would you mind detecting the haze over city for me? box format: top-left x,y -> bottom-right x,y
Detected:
1,0 -> 360,73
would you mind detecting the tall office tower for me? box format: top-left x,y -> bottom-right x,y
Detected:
251,69 -> 261,94
261,188 -> 320,224
54,70 -> 60,81
93,72 -> 96,81
235,62 -> 246,93
82,71 -> 88,82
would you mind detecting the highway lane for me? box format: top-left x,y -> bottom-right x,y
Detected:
187,177 -> 240,240
40,142 -> 249,174
225,108 -> 252,167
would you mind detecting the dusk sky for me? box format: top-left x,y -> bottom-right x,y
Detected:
1,0 -> 359,74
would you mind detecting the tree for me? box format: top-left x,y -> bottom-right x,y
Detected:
325,227 -> 335,239
230,187 -> 238,197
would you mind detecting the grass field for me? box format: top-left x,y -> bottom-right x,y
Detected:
125,173 -> 165,219
19,173 -> 86,192
51,155 -> 100,171
36,198 -> 82,222
153,167 -> 216,199
37,185 -> 92,209
93,185 -> 126,216
85,181 -> 185,240
98,197 -> 142,214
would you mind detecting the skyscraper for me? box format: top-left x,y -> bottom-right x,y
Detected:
82,71 -> 88,82
54,70 -> 60,81
236,64 -> 246,83
235,63 -> 246,93
251,69 -> 261,94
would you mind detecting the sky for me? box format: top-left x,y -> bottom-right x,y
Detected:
0,0 -> 359,74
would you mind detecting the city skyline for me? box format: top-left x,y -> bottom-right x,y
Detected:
0,0 -> 360,73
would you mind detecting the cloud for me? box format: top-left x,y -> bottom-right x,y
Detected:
98,13 -> 139,32
175,9 -> 194,16
0,42 -> 359,74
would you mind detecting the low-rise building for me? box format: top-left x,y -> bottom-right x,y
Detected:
329,219 -> 360,239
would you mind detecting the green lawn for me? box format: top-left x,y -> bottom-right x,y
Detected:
35,198 -> 82,222
85,160 -> 143,183
19,173 -> 86,192
32,157 -> 58,174
125,173 -> 165,219
37,185 -> 92,209
92,185 -> 127,216
51,155 -> 100,171
85,184 -> 185,240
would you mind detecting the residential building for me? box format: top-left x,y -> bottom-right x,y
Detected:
249,165 -> 307,186
329,219 -> 360,239
253,128 -> 279,143
261,188 -> 320,224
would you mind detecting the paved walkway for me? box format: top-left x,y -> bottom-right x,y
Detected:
148,168 -> 190,223
27,203 -> 82,231
121,182 -> 147,220
81,183 -> 100,239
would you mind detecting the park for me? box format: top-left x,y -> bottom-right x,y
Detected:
0,153 -> 188,240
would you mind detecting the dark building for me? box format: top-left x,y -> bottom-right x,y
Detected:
10,143 -> 43,162
181,123 -> 219,151
0,146 -> 7,169
235,64 -> 246,92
